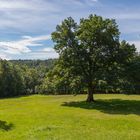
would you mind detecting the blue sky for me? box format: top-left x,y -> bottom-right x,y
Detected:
0,0 -> 140,60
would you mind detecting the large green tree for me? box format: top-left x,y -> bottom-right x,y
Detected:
52,15 -> 136,102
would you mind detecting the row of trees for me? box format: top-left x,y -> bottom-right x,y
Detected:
0,59 -> 56,97
0,52 -> 139,98
0,15 -> 139,101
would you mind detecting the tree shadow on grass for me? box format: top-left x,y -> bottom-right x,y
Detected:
0,121 -> 14,131
62,99 -> 140,115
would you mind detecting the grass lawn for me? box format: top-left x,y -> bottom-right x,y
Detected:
0,94 -> 140,140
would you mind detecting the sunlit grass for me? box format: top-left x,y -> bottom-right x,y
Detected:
0,94 -> 140,140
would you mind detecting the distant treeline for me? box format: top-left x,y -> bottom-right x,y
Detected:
0,59 -> 56,97
10,59 -> 56,70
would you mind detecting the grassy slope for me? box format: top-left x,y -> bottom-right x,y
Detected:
0,94 -> 140,140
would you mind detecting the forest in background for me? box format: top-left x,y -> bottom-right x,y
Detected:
0,53 -> 139,98
0,59 -> 56,97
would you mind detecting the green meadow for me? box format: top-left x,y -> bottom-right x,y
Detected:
0,94 -> 140,140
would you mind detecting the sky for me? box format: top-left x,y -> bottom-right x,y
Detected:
0,0 -> 140,60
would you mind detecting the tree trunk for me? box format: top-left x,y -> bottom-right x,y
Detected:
86,86 -> 94,102
33,86 -> 36,94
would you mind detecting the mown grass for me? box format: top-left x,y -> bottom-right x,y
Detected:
0,94 -> 140,140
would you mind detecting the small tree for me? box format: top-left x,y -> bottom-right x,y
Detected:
52,15 -> 136,102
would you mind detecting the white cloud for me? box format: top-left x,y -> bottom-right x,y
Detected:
0,53 -> 11,60
0,0 -> 100,33
0,35 -> 51,54
43,48 -> 56,52
0,34 -> 58,60
15,48 -> 59,60
0,0 -> 31,9
0,0 -> 60,33
28,47 -> 59,59
0,0 -> 58,11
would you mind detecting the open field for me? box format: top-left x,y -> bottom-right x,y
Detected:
0,94 -> 140,140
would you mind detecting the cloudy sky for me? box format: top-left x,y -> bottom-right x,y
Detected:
0,0 -> 140,60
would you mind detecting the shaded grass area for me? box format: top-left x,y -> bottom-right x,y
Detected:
0,121 -> 14,131
0,94 -> 140,140
62,99 -> 140,115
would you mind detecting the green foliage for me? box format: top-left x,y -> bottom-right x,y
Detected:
0,59 -> 56,97
23,68 -> 40,94
122,54 -> 140,93
10,59 -> 56,71
41,62 -> 85,94
0,60 -> 25,97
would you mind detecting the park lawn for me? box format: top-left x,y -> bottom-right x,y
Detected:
0,94 -> 140,140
